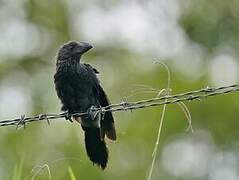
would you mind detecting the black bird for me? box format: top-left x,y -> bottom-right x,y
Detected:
54,41 -> 116,169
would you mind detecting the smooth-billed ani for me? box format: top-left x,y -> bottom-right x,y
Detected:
54,41 -> 116,169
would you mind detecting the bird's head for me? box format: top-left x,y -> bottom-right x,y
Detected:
57,41 -> 93,62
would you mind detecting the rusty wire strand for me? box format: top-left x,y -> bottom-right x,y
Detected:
0,84 -> 238,128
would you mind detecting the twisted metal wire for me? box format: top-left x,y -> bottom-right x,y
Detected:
0,84 -> 238,128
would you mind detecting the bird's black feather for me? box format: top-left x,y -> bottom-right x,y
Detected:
54,41 -> 116,169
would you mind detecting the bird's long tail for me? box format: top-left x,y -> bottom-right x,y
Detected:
84,127 -> 108,169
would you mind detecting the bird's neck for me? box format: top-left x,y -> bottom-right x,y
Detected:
56,56 -> 81,73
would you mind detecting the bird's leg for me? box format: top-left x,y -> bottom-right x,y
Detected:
74,116 -> 81,124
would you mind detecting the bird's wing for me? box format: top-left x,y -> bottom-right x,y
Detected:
96,85 -> 116,141
83,64 -> 116,141
83,63 -> 99,74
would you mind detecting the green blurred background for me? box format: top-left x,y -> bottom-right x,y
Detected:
0,0 -> 238,179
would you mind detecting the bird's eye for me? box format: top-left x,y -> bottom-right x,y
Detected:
69,46 -> 74,50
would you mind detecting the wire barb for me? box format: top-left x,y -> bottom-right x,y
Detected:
38,114 -> 50,125
65,111 -> 73,122
0,84 -> 238,128
16,115 -> 26,130
121,97 -> 131,111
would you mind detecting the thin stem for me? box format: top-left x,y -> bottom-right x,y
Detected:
147,104 -> 167,180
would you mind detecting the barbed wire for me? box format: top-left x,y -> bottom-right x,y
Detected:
0,84 -> 238,128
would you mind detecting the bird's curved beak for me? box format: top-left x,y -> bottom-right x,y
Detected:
78,42 -> 93,54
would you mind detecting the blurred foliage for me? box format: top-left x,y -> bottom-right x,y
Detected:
0,0 -> 238,180
180,0 -> 239,52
